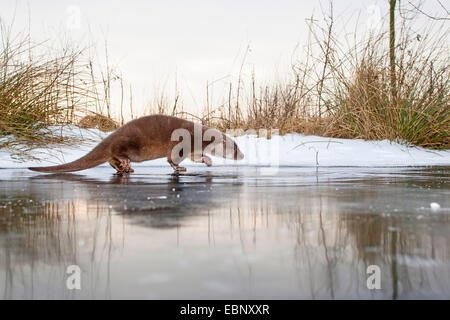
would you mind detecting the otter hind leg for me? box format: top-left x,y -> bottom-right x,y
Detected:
119,158 -> 134,173
109,158 -> 123,174
109,157 -> 134,175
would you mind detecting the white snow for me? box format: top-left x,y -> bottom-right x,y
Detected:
0,125 -> 449,169
430,203 -> 441,212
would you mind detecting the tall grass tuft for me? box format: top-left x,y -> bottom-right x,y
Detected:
0,24 -> 91,153
326,25 -> 449,149
0,21 -> 122,156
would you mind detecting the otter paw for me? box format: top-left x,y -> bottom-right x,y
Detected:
119,159 -> 133,173
201,156 -> 212,167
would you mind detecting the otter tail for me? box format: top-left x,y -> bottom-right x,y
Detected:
29,141 -> 111,173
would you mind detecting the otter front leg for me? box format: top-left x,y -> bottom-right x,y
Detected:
191,154 -> 212,167
168,159 -> 186,172
167,152 -> 186,172
166,141 -> 188,172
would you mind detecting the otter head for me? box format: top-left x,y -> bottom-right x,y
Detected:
203,129 -> 244,161
223,136 -> 244,160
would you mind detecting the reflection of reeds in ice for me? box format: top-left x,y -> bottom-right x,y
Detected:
206,187 -> 450,299
0,189 -> 123,299
345,209 -> 450,299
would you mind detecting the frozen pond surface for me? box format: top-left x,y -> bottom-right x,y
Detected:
0,166 -> 449,299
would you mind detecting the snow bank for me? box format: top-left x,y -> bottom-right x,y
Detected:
0,125 -> 448,169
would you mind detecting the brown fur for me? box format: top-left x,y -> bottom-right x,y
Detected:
29,115 -> 244,174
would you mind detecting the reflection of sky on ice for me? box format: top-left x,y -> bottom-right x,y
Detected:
0,166 -> 449,299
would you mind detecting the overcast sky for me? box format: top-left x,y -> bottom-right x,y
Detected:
0,0 -> 447,118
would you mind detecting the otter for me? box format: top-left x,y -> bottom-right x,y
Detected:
29,115 -> 244,174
